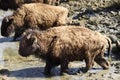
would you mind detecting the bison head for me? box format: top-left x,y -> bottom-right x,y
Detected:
1,16 -> 15,37
19,31 -> 39,57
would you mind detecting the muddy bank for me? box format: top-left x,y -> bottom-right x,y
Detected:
1,58 -> 120,80
61,0 -> 120,38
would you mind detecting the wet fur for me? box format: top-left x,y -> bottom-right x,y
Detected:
1,3 -> 68,40
0,0 -> 60,10
19,26 -> 111,74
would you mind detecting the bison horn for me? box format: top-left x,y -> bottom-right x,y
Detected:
27,34 -> 32,39
22,32 -> 26,37
5,18 -> 9,22
32,36 -> 37,43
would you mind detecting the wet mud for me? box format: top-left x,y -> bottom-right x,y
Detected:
0,4 -> 120,80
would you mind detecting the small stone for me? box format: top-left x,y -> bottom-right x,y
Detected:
0,69 -> 10,76
89,73 -> 93,77
110,11 -> 117,15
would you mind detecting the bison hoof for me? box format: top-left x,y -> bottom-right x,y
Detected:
82,68 -> 89,73
60,72 -> 68,75
44,71 -> 51,76
60,69 -> 69,75
103,67 -> 109,70
0,69 -> 10,76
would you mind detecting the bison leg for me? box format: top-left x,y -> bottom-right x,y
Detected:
13,32 -> 21,41
44,61 -> 55,75
95,50 -> 109,70
84,53 -> 94,73
60,60 -> 69,75
95,56 -> 109,69
14,28 -> 25,41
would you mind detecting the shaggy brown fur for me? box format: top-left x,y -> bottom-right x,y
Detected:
0,0 -> 60,10
19,26 -> 112,75
1,3 -> 68,40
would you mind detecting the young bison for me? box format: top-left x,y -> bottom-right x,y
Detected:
1,3 -> 68,41
0,0 -> 60,10
19,26 -> 111,75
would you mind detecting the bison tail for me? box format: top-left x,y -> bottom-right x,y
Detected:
106,37 -> 112,58
116,40 -> 120,50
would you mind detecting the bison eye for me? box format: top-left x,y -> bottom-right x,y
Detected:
9,19 -> 14,24
4,17 -> 13,24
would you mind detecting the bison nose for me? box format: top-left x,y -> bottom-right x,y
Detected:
1,31 -> 5,36
1,30 -> 9,37
18,50 -> 28,57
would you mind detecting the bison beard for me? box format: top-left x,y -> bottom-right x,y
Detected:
18,26 -> 111,75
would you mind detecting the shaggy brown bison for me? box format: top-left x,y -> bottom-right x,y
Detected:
1,3 -> 68,40
0,0 -> 60,10
19,26 -> 112,75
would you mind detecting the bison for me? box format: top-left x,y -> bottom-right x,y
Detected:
19,26 -> 112,75
1,3 -> 68,40
0,0 -> 60,10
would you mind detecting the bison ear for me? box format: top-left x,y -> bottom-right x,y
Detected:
4,17 -> 14,23
22,32 -> 26,37
27,34 -> 32,39
4,17 -> 9,22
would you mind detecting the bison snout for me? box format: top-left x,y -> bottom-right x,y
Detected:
19,50 -> 29,57
1,32 -> 9,37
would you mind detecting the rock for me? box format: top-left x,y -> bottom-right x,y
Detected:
0,69 -> 10,76
108,35 -> 118,43
110,11 -> 117,15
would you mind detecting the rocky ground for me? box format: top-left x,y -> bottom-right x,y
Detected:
61,0 -> 120,39
0,0 -> 120,80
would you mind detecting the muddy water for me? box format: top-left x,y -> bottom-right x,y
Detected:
0,10 -> 120,80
